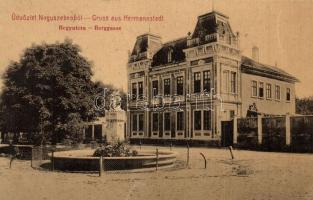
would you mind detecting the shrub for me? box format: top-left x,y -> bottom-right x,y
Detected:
93,142 -> 138,157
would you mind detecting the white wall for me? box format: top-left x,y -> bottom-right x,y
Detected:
241,73 -> 296,116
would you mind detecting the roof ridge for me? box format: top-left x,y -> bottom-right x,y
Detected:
241,55 -> 299,82
163,36 -> 187,46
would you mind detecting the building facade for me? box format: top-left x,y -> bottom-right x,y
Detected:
126,11 -> 298,144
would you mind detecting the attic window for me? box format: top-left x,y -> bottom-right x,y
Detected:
168,49 -> 173,63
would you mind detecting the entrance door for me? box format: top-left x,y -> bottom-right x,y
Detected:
221,121 -> 233,147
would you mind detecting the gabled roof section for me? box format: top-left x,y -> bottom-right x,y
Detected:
189,11 -> 235,47
131,35 -> 148,56
241,56 -> 299,83
151,37 -> 187,67
129,33 -> 162,63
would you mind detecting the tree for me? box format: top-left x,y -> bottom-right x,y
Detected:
0,39 -> 102,144
296,96 -> 313,115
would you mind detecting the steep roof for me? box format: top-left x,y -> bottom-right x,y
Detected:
130,35 -> 148,56
241,56 -> 299,83
151,37 -> 187,67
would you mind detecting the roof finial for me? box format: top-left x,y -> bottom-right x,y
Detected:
212,0 -> 215,11
148,23 -> 151,33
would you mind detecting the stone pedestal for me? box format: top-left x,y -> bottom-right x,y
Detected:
105,111 -> 126,143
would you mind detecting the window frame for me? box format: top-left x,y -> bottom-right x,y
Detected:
251,80 -> 258,97
131,82 -> 137,100
259,82 -> 264,98
223,70 -> 229,93
193,72 -> 201,93
266,83 -> 272,99
152,80 -> 159,97
164,112 -> 171,131
203,110 -> 212,131
176,111 -> 184,131
163,78 -> 171,96
194,110 -> 202,131
176,76 -> 184,95
286,88 -> 291,102
138,114 -> 144,131
152,113 -> 159,132
275,85 -> 281,100
138,81 -> 143,99
132,114 -> 138,131
203,70 -> 211,93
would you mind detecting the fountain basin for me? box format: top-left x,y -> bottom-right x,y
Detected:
51,149 -> 177,171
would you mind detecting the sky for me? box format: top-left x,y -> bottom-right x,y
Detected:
0,0 -> 312,97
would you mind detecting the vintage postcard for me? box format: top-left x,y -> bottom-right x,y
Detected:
0,0 -> 313,200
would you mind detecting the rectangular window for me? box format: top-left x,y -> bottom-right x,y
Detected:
230,72 -> 236,93
138,82 -> 143,99
203,110 -> 211,130
176,76 -> 184,95
203,71 -> 211,92
223,70 -> 229,93
132,83 -> 137,100
194,111 -> 202,130
266,83 -> 272,99
152,80 -> 158,97
138,114 -> 144,131
164,113 -> 171,131
164,78 -> 171,96
251,81 -> 257,97
275,85 -> 281,100
132,114 -> 137,131
259,82 -> 264,98
194,72 -> 201,93
152,113 -> 159,131
286,88 -> 291,101
176,112 -> 184,131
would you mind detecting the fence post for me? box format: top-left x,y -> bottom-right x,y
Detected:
51,151 -> 54,171
228,146 -> 234,159
233,116 -> 238,145
257,115 -> 263,144
285,114 -> 291,146
155,148 -> 159,171
99,156 -> 103,177
199,153 -> 207,169
186,143 -> 190,168
31,147 -> 33,168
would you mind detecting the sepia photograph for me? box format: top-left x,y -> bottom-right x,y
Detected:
0,0 -> 313,199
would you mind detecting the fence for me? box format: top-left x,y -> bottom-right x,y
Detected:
262,117 -> 286,151
31,146 -> 50,169
234,115 -> 313,153
290,116 -> 313,152
236,117 -> 258,149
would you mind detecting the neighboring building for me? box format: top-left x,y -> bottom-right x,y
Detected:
126,11 -> 298,145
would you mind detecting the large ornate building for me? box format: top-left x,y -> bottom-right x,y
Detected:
126,11 -> 298,145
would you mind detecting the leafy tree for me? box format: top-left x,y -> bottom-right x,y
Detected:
0,39 -> 102,144
296,96 -> 313,115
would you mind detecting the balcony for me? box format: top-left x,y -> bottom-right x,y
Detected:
162,96 -> 172,104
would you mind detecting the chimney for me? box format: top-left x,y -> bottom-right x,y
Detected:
252,46 -> 259,62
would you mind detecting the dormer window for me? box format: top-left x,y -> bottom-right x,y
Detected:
168,49 -> 173,63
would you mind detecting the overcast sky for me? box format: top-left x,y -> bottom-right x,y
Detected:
0,0 -> 312,97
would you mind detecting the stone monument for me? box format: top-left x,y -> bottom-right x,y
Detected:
105,90 -> 126,143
